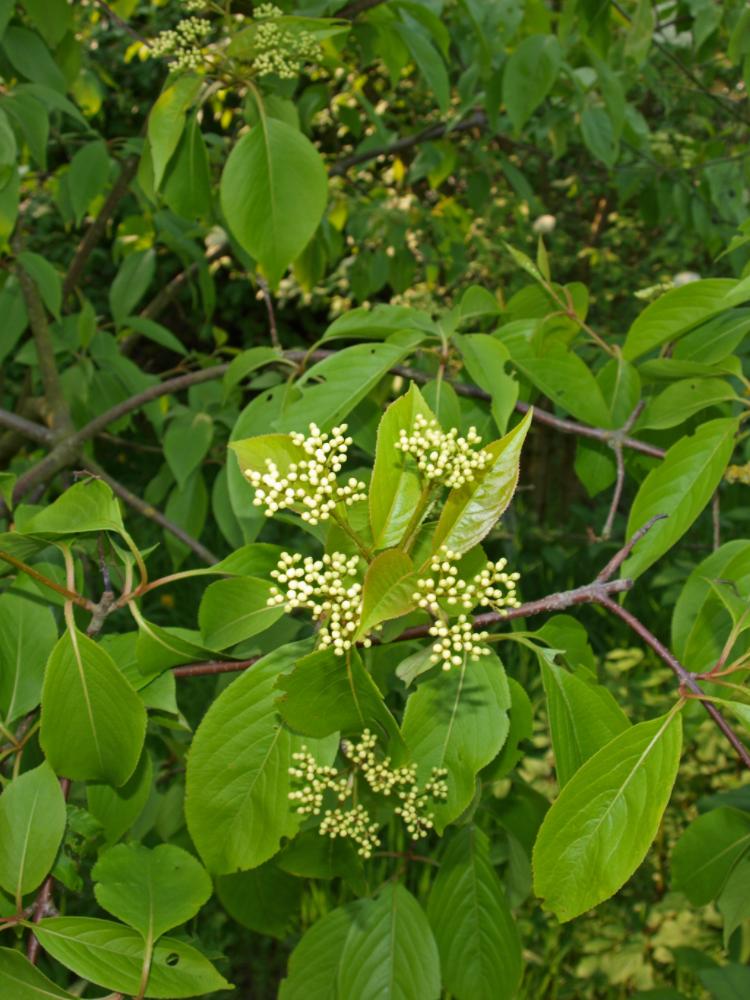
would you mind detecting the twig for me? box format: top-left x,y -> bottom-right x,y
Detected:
257,276 -> 280,350
62,158 -> 139,302
173,659 -> 257,678
597,595 -> 750,770
0,409 -> 54,445
595,514 -> 668,582
329,109 -> 537,176
84,460 -> 219,565
0,551 -> 96,610
601,401 -> 647,539
15,261 -> 73,435
93,0 -> 149,45
27,778 -> 71,965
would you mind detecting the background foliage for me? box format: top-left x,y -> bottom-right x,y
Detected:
2,0 -> 750,997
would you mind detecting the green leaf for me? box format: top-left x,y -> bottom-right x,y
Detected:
622,279 -> 738,360
185,641 -> 331,873
2,27 -> 66,91
717,854 -> 750,946
581,105 -> 618,167
17,250 -> 61,320
198,576 -> 283,649
395,23 -> 449,111
164,469 -> 208,569
20,0 -> 72,48
277,647 -> 406,754
164,411 -> 214,490
503,35 -> 562,132
401,649 -> 511,831
2,93 -> 48,169
541,661 -> 630,787
92,843 -> 212,940
216,862 -> 302,939
0,591 -> 57,725
67,140 -> 110,225
0,762 -> 66,901
357,550 -> 416,638
109,249 -> 156,328
0,948 -> 77,999
87,749 -> 153,845
338,884 -> 440,1000
223,346 -> 281,397
637,378 -> 737,430
625,0 -> 655,64
700,965 -> 750,1000
432,409 -> 532,554
280,339 -> 421,433
622,418 -> 739,580
279,903 -> 363,1000
672,542 -> 750,671
507,341 -> 613,428
671,807 -> 750,906
454,333 -> 518,435
162,115 -> 212,219
122,317 -> 187,356
33,917 -> 232,998
370,384 -> 435,549
41,628 -> 147,786
20,480 -> 124,536
672,308 -> 750,365
321,304 -> 436,342
427,826 -> 522,1000
533,712 -> 683,922
147,74 -> 202,189
220,115 -> 328,287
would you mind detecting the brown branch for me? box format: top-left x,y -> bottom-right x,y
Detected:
62,157 -> 139,302
597,595 -> 750,770
173,659 -> 256,678
27,778 -> 71,965
257,276 -> 280,350
93,0 -> 149,43
84,460 -> 219,565
15,262 -> 73,435
0,551 -> 96,610
601,401 -> 648,539
0,408 -> 54,445
595,515 -> 668,582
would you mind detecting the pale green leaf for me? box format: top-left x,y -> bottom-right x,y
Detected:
0,948 -> 77,999
533,712 -> 683,921
147,74 -> 201,189
33,917 -> 232,998
433,409 -> 532,554
198,576 -> 282,649
220,116 -> 328,288
637,378 -> 737,430
454,333 -> 518,435
92,843 -> 212,940
357,550 -> 416,638
0,762 -> 66,900
87,750 -> 153,845
41,628 -> 147,786
279,903 -> 362,1000
370,384 -> 435,549
20,480 -> 124,536
0,591 -> 57,725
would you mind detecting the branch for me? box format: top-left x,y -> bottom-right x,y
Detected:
84,461 -> 219,566
93,0 -> 149,43
0,409 -> 54,445
15,263 -> 72,435
329,109 -> 539,177
62,157 -> 139,302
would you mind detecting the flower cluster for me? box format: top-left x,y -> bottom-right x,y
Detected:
150,15 -> 211,70
428,617 -> 490,670
243,423 -> 366,525
413,548 -> 521,669
726,463 -> 750,485
395,414 -> 491,489
415,548 -> 521,615
268,551 -> 366,655
250,4 -> 322,79
289,730 -> 448,857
